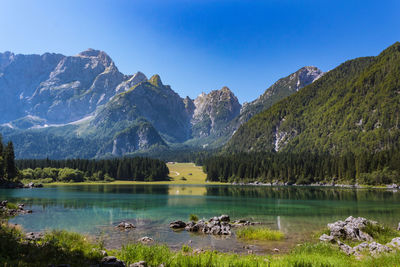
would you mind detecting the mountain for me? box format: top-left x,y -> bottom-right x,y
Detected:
237,66 -> 323,125
188,87 -> 241,138
91,74 -> 191,143
0,48 -> 325,158
225,42 -> 400,154
0,51 -> 64,122
188,67 -> 323,148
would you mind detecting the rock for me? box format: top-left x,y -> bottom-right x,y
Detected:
169,220 -> 186,229
193,248 -> 205,254
129,261 -> 147,267
185,221 -> 199,232
219,215 -> 230,222
386,237 -> 400,249
337,240 -> 354,255
25,232 -> 43,241
368,242 -> 391,255
319,234 -> 335,243
116,222 -> 135,230
101,256 -> 125,267
327,216 -> 373,241
0,200 -> 7,207
138,236 -> 154,243
353,242 -> 369,252
101,250 -> 108,256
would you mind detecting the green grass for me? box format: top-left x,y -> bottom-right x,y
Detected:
189,214 -> 199,222
236,226 -> 284,241
0,224 -> 103,267
1,222 -> 400,267
362,222 -> 400,244
6,202 -> 18,210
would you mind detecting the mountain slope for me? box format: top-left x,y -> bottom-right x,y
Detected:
237,66 -> 323,125
91,75 -> 191,143
225,42 -> 400,154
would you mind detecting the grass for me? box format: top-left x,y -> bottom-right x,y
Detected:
1,222 -> 400,267
236,226 -> 285,241
0,223 -> 103,267
362,222 -> 400,244
6,202 -> 18,210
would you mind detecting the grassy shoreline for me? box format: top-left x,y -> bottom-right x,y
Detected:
1,222 -> 399,267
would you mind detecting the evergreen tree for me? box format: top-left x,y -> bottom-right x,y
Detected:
4,141 -> 17,180
0,134 -> 4,179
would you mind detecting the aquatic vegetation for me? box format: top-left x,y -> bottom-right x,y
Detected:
236,226 -> 284,241
189,214 -> 199,222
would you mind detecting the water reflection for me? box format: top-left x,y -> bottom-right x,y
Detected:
0,185 -> 399,252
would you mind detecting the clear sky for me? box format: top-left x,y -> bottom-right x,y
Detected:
0,0 -> 399,103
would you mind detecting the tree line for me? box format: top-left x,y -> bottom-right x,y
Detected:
203,148 -> 400,185
16,157 -> 170,181
0,135 -> 17,182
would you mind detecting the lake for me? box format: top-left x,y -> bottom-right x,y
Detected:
1,185 -> 399,254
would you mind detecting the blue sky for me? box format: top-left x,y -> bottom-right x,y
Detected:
0,0 -> 399,103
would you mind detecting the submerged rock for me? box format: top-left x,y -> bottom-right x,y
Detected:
169,220 -> 186,229
116,222 -> 136,230
138,236 -> 154,243
173,215 -> 232,235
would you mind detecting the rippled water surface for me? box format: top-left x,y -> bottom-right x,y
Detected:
1,185 -> 399,253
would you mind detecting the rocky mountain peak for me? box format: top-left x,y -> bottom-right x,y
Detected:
191,86 -> 241,138
77,48 -> 113,67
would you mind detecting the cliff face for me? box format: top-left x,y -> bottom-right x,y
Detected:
189,87 -> 241,138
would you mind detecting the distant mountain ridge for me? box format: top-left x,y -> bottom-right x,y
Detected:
225,42 -> 400,154
0,48 -> 323,158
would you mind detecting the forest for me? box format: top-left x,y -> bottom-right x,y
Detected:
203,148 -> 400,185
16,157 -> 170,182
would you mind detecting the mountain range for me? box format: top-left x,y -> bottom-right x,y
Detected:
0,48 -> 321,158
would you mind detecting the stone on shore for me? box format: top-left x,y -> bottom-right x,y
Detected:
101,256 -> 126,267
129,261 -> 147,267
326,216 -> 373,241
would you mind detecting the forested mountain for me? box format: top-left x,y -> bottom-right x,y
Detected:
236,66 -> 323,125
226,42 -> 400,155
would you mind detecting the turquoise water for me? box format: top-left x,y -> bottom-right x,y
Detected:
1,185 -> 399,253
